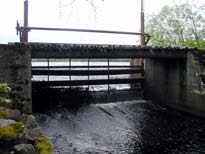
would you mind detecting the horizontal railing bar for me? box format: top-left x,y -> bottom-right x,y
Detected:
17,26 -> 150,37
32,65 -> 142,69
32,78 -> 144,86
32,68 -> 143,76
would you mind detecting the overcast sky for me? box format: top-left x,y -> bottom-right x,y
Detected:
0,0 -> 203,44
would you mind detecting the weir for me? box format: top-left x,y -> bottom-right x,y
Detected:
0,43 -> 204,117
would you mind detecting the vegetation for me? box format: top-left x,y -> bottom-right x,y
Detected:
0,122 -> 25,140
0,83 -> 11,94
35,134 -> 53,154
0,83 -> 12,107
146,3 -> 205,49
0,82 -> 53,153
191,89 -> 205,95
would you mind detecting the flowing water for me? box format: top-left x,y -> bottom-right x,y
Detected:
34,61 -> 205,154
35,99 -> 205,154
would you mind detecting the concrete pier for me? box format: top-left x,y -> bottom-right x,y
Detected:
144,50 -> 205,117
0,44 -> 31,113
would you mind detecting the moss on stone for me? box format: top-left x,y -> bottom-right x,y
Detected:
10,122 -> 25,134
21,113 -> 29,123
0,108 -> 8,118
0,83 -> 11,94
0,122 -> 25,140
35,134 -> 53,154
0,126 -> 17,140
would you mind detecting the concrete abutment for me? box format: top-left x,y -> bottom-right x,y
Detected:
0,44 -> 32,113
144,51 -> 205,117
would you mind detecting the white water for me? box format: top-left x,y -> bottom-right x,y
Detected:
32,61 -> 132,91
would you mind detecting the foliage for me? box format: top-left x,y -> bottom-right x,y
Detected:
0,83 -> 12,108
0,122 -> 25,140
35,134 -> 53,154
191,89 -> 205,95
0,83 -> 11,94
0,126 -> 17,140
10,122 -> 25,134
146,3 -> 205,49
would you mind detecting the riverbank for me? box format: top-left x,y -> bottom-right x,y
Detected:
0,83 -> 53,154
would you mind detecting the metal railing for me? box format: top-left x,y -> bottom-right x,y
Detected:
16,21 -> 150,45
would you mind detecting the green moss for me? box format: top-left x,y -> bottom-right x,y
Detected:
35,134 -> 53,154
10,122 -> 25,134
0,122 -> 25,140
191,89 -> 205,95
0,126 -> 17,140
21,113 -> 29,123
0,108 -> 8,118
0,83 -> 11,94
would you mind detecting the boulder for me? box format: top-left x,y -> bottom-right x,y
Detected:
0,119 -> 16,128
26,115 -> 38,129
25,127 -> 41,141
7,109 -> 21,121
14,144 -> 36,154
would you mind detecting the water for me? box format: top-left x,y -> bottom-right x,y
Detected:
35,100 -> 205,154
32,61 -> 131,91
33,61 -> 205,153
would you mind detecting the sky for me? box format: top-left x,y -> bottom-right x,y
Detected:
0,0 -> 203,44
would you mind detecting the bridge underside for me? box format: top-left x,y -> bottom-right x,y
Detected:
29,43 -> 191,89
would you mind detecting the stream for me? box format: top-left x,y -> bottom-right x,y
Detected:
35,99 -> 205,154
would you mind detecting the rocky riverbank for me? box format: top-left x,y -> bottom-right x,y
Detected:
0,83 -> 53,154
0,107 -> 53,154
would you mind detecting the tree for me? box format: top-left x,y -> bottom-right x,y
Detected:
146,3 -> 205,49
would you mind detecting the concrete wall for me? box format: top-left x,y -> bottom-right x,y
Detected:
144,52 -> 205,117
0,44 -> 32,113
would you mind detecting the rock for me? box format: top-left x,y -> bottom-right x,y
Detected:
25,127 -> 41,141
14,144 -> 36,154
0,107 -> 9,118
26,115 -> 38,129
0,119 -> 16,127
8,109 -> 21,121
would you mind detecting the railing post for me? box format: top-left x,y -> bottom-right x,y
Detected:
88,58 -> 90,91
108,58 -> 110,92
141,0 -> 145,46
22,0 -> 29,43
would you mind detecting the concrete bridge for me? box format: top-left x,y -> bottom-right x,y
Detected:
0,43 -> 204,117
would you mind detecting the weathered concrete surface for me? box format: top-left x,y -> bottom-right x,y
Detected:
29,43 -> 188,59
0,42 -> 204,117
144,49 -> 205,117
0,44 -> 31,113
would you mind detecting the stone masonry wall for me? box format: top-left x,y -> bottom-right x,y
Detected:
144,50 -> 205,117
0,44 -> 32,113
185,51 -> 205,116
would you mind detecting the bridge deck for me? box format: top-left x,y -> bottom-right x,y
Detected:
29,43 -> 189,59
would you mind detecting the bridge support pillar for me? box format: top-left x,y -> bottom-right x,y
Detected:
0,44 -> 32,113
144,52 -> 205,117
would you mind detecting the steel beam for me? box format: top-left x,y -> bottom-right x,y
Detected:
32,68 -> 143,76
